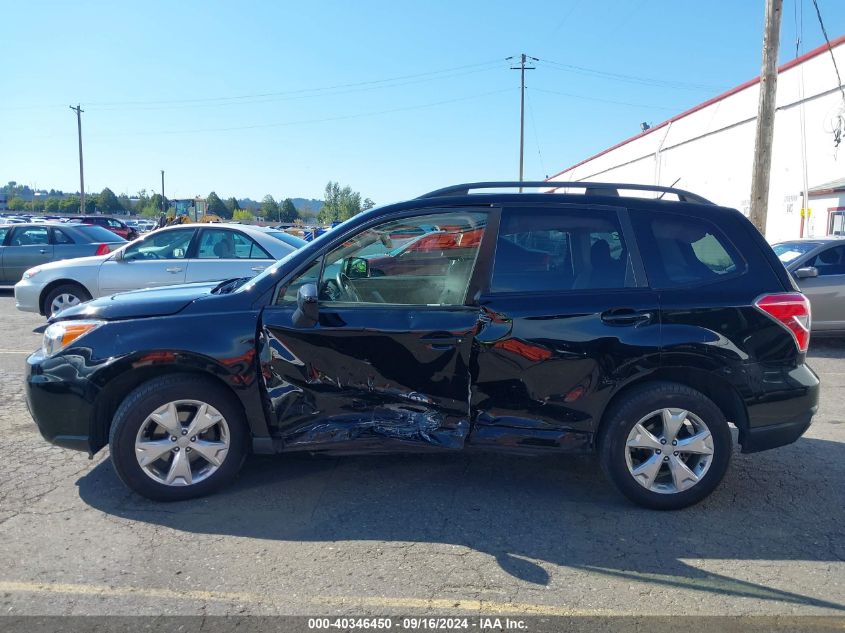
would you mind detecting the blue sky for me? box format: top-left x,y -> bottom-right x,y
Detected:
3,0 -> 844,204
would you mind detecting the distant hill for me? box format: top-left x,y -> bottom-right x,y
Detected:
236,197 -> 322,212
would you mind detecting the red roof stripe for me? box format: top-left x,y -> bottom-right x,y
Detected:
546,33 -> 845,181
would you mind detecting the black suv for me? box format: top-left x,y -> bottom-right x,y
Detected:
25,182 -> 819,509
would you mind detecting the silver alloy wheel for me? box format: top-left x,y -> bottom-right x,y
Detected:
624,408 -> 714,494
134,400 -> 230,487
50,293 -> 81,315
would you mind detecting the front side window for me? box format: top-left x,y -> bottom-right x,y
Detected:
632,212 -> 744,288
280,211 -> 487,306
491,208 -> 631,293
197,229 -> 271,260
808,245 -> 845,276
122,228 -> 195,261
10,227 -> 49,246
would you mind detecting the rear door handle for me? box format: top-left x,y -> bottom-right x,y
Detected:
251,266 -> 266,272
601,308 -> 652,325
165,266 -> 183,274
421,332 -> 462,350
39,248 -> 48,254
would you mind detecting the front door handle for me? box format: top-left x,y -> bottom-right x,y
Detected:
601,308 -> 652,325
39,248 -> 48,254
165,266 -> 183,274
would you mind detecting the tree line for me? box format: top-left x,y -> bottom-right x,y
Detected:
2,180 -> 373,225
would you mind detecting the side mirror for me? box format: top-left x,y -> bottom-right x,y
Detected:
346,256 -> 369,279
112,249 -> 125,262
794,266 -> 818,279
292,283 -> 319,328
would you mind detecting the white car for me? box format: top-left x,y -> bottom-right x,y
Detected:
15,223 -> 305,317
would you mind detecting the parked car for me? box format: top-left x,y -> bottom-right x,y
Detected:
773,237 -> 845,336
254,226 -> 307,251
15,223 -> 301,317
24,182 -> 818,509
0,222 -> 125,288
77,215 -> 139,240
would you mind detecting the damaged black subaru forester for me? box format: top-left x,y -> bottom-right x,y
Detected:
25,182 -> 819,509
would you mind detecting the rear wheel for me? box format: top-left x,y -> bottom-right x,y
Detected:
599,382 -> 732,510
108,375 -> 248,501
43,283 -> 92,317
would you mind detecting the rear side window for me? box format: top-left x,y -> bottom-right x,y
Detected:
632,212 -> 744,288
51,228 -> 74,244
490,208 -> 633,293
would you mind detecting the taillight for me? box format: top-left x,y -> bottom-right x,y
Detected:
94,243 -> 110,256
754,292 -> 811,352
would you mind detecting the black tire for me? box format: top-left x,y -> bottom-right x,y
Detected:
598,382 -> 732,510
108,374 -> 248,501
42,283 -> 92,317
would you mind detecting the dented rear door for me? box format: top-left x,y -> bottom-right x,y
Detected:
260,304 -> 479,451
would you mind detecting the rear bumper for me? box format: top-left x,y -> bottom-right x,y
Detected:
741,408 -> 816,453
741,362 -> 819,453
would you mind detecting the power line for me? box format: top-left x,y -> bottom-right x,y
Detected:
810,0 -> 845,104
528,86 -> 679,111
86,65 -> 505,112
536,57 -> 726,91
78,88 -> 516,139
83,59 -> 507,109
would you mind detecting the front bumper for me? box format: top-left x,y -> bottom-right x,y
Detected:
15,278 -> 42,314
25,350 -> 99,453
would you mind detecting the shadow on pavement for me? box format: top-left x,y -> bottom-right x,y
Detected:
78,436 -> 845,611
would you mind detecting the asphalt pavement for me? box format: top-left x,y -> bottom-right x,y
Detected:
0,289 -> 843,618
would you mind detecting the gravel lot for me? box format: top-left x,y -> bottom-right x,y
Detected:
0,289 -> 843,617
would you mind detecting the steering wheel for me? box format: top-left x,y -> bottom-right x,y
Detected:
137,251 -> 161,260
336,270 -> 361,302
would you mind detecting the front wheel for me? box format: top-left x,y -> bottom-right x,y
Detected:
43,283 -> 92,317
108,375 -> 248,501
599,382 -> 732,510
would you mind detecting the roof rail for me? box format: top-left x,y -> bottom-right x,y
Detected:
418,181 -> 714,205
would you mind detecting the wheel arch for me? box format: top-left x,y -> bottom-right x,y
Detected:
595,366 -> 749,450
38,278 -> 94,316
89,358 -> 268,454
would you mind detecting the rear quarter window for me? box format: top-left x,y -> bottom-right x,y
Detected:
77,225 -> 128,243
631,211 -> 746,289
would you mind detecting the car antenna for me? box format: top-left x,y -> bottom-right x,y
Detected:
658,177 -> 682,200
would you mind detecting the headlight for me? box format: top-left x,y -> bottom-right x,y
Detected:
42,320 -> 105,356
23,267 -> 42,280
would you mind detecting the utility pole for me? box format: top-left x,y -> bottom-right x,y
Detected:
160,170 -> 165,215
509,54 -> 537,191
69,105 -> 85,214
749,0 -> 783,235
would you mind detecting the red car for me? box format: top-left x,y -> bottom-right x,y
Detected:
77,216 -> 138,241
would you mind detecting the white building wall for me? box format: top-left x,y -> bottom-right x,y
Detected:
549,37 -> 845,243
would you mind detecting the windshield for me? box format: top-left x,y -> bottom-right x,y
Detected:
773,242 -> 819,264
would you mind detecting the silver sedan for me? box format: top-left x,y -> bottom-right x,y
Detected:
0,222 -> 125,286
15,224 -> 305,317
773,237 -> 845,336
